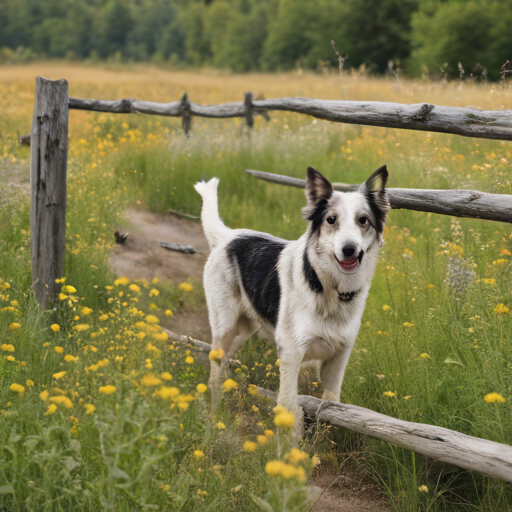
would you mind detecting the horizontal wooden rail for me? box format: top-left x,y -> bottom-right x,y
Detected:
246,169 -> 512,224
68,95 -> 512,140
257,387 -> 512,484
162,328 -> 512,483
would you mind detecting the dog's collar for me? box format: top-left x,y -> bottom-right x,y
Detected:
338,291 -> 359,302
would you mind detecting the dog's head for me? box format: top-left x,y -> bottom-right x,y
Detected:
302,166 -> 390,276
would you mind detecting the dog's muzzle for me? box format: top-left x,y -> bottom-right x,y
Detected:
335,250 -> 364,272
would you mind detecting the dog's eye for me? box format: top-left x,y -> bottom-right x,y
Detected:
326,216 -> 336,225
359,216 -> 368,225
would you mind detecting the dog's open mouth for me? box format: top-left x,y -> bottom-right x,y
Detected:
336,251 -> 364,272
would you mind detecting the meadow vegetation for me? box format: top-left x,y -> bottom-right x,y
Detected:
1,64 -> 512,511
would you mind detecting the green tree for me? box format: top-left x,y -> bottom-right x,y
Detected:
410,0 -> 509,80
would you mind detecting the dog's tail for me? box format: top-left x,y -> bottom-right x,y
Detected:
194,178 -> 231,249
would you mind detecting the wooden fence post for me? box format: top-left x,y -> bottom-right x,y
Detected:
244,91 -> 254,129
30,76 -> 69,310
180,93 -> 192,136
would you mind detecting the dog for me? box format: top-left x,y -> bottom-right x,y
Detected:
195,166 -> 390,436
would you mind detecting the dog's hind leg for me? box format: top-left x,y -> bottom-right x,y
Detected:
319,345 -> 354,402
209,317 -> 260,407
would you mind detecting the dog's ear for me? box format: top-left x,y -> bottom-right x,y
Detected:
359,165 -> 390,233
304,167 -> 333,206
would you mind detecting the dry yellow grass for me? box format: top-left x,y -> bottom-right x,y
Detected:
2,62 -> 511,108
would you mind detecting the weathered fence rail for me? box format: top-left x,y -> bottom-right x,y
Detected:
68,94 -> 512,140
164,329 -> 512,484
246,169 -> 512,224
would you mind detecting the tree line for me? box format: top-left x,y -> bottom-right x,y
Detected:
1,0 -> 511,80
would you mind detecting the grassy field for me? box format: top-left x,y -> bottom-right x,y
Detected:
1,63 -> 512,511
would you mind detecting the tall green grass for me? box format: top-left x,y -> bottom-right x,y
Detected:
1,104 -> 511,511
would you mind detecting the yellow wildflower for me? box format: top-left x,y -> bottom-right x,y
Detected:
243,441 -> 258,452
286,448 -> 309,463
64,355 -> 77,362
420,353 -> 430,359
152,332 -> 169,342
311,455 -> 321,467
178,282 -> 193,292
484,393 -> 505,404
216,421 -> 227,430
6,356 -> 15,362
494,304 -> 510,315
59,293 -> 68,301
26,380 -> 34,387
403,322 -> 414,327
418,485 -> 429,493
85,404 -> 96,414
9,383 -> 25,394
384,391 -> 397,397
177,401 -> 189,411
157,386 -> 180,399
141,374 -> 163,386
1,344 -> 14,352
9,323 -> 21,331
54,346 -> 64,354
160,372 -> 173,381
149,288 -> 159,297
251,405 -> 259,412
265,460 -> 285,476
274,411 -> 295,428
145,314 -> 159,324
248,384 -> 258,395
264,429 -> 274,437
49,396 -> 73,408
209,348 -> 225,361
53,371 -> 67,380
51,324 -> 61,332
45,404 -> 58,415
165,309 -> 173,317
114,277 -> 129,286
197,383 -> 207,393
194,450 -> 204,460
40,390 -> 49,401
99,385 -> 116,394
81,307 -> 93,315
482,278 -> 496,285
222,379 -> 238,392
185,356 -> 194,364
493,259 -> 507,266
129,284 -> 141,293
382,305 -> 391,311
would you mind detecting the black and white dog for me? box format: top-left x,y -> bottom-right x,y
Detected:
195,166 -> 390,435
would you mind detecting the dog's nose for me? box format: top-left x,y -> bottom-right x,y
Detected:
342,244 -> 357,258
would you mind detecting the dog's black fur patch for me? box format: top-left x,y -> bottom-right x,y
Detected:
361,165 -> 390,234
307,199 -> 329,234
303,250 -> 323,293
227,235 -> 287,326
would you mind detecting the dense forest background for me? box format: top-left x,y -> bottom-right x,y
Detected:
1,0 -> 511,80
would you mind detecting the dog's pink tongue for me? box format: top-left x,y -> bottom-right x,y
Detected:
341,258 -> 358,269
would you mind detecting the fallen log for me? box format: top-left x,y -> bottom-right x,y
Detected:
165,329 -> 512,483
246,169 -> 512,224
155,241 -> 196,254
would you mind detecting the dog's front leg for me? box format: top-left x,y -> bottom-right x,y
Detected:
319,344 -> 354,402
277,346 -> 304,439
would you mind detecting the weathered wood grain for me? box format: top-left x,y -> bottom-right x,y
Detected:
257,387 -> 512,483
246,169 -> 512,224
30,76 -> 69,309
69,96 -> 512,140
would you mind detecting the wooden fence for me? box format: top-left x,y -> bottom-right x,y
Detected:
28,75 -> 512,482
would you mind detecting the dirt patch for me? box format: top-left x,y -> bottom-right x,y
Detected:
309,468 -> 389,512
109,209 -> 212,341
